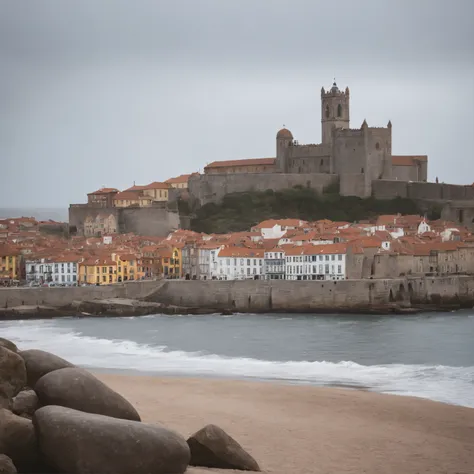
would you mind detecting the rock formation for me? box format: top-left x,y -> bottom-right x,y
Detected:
187,424 -> 260,471
19,349 -> 75,388
35,368 -> 141,421
0,337 -> 260,473
34,406 -> 189,474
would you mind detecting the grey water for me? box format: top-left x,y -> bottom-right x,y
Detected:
2,311 -> 473,407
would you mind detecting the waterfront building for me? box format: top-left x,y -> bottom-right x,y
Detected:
264,249 -> 286,280
216,247 -> 264,280
285,243 -> 348,281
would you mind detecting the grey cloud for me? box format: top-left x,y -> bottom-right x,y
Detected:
0,0 -> 473,208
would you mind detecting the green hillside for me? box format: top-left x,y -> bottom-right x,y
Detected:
189,186 -> 441,234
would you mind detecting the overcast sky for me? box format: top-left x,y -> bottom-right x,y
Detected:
1,0 -> 473,208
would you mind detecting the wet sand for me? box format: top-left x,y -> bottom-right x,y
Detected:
96,373 -> 474,474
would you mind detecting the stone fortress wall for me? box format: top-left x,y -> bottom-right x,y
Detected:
188,172 -> 335,207
69,204 -> 180,237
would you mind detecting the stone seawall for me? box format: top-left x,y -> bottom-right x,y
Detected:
0,281 -> 161,309
1,277 -> 473,315
147,276 -> 474,313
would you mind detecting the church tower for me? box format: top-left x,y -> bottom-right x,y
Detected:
321,81 -> 350,144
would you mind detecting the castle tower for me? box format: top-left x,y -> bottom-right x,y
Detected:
276,127 -> 293,172
321,81 -> 350,145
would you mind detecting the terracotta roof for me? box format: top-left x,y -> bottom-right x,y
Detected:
254,219 -> 306,229
124,185 -> 147,191
218,246 -> 265,258
113,191 -> 141,201
165,173 -> 197,184
205,158 -> 276,169
285,243 -> 348,256
143,181 -> 169,190
88,188 -> 119,195
392,155 -> 428,166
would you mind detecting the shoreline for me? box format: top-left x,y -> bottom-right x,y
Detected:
0,299 -> 471,321
93,373 -> 474,474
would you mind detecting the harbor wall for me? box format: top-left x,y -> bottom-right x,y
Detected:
2,277 -> 472,313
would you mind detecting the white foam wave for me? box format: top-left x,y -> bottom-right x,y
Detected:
2,321 -> 473,408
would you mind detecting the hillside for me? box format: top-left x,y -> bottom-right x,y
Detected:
190,186 -> 442,234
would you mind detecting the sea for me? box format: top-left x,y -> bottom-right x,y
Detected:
1,311 -> 473,408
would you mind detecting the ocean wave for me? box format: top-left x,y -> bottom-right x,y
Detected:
2,321 -> 473,408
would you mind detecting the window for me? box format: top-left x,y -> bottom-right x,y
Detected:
325,264 -> 329,274
102,267 -> 107,273
325,255 -> 329,261
253,259 -> 256,265
226,259 -> 230,266
62,275 -> 66,282
259,260 -> 262,266
325,105 -> 330,118
54,264 -> 58,272
337,104 -> 342,117
247,259 -> 250,266
375,142 -> 380,150
73,275 -> 76,282
338,265 -> 342,274
338,255 -> 342,261
240,259 -> 244,266
331,255 -> 335,261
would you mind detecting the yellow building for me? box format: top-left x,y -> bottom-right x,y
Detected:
157,245 -> 182,278
113,191 -> 140,208
78,258 -> 117,285
114,253 -> 138,282
165,173 -> 197,189
0,245 -> 20,282
142,182 -> 169,201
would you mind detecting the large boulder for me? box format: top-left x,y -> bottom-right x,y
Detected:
0,409 -> 43,473
12,390 -> 38,419
35,368 -> 140,421
0,347 -> 27,405
0,339 -> 18,354
0,455 -> 17,474
34,405 -> 190,474
19,349 -> 74,388
187,424 -> 260,471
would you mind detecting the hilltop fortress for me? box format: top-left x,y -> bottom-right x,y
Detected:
189,80 -> 428,204
70,82 -> 474,236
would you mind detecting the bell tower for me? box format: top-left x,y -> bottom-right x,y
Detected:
321,80 -> 350,144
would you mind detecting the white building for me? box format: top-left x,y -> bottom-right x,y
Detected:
264,249 -> 286,280
215,247 -> 264,280
26,256 -> 80,285
251,219 -> 307,240
285,243 -> 347,281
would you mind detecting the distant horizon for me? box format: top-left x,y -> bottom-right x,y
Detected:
0,208 -> 69,222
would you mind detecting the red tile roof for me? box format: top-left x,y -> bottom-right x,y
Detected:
113,191 -> 141,201
88,188 -> 119,195
143,181 -> 169,190
205,158 -> 276,169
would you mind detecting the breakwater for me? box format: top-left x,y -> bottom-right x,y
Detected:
1,276 -> 474,316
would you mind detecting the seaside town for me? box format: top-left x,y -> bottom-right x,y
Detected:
1,205 -> 474,287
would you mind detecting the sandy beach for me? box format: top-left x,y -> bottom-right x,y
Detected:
95,373 -> 474,474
